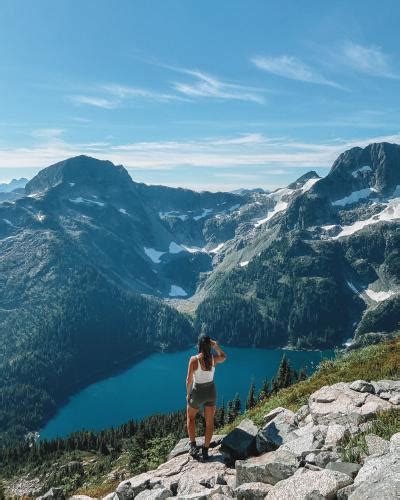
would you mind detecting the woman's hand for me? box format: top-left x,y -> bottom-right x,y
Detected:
211,339 -> 218,348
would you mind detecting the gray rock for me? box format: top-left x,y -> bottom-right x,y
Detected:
325,461 -> 361,479
116,473 -> 151,499
235,448 -> 298,486
336,484 -> 357,500
389,394 -> 400,405
365,433 -> 390,456
349,380 -> 375,394
281,430 -> 324,459
256,408 -> 297,454
308,382 -> 392,426
220,419 -> 258,463
267,467 -> 353,500
371,379 -> 400,395
168,435 -> 225,460
135,488 -> 172,499
263,407 -> 287,424
379,391 -> 392,400
354,451 -> 400,486
390,432 -> 400,453
304,450 -> 340,468
324,423 -> 349,447
294,404 -> 310,425
102,494 -> 119,500
37,487 -> 65,500
234,482 -> 272,499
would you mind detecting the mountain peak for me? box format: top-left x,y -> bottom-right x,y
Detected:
287,171 -> 320,190
25,155 -> 133,195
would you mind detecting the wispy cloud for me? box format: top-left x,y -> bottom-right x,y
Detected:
172,69 -> 266,103
2,132 -> 400,178
101,83 -> 187,102
31,128 -> 65,138
341,42 -> 399,79
69,95 -> 118,109
252,55 -> 344,89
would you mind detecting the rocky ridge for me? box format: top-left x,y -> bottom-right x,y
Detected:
51,379 -> 400,500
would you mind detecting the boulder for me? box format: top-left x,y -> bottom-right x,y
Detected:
304,450 -> 340,468
267,467 -> 353,500
349,380 -> 375,394
365,433 -> 390,456
263,407 -> 287,423
371,379 -> 400,395
234,482 -> 272,499
37,488 -> 65,500
102,494 -> 119,500
308,382 -> 392,426
324,423 -> 349,447
116,473 -> 151,499
256,409 -> 297,454
135,488 -> 172,499
235,448 -> 298,486
281,429 -> 324,459
220,419 -> 258,463
354,451 -> 400,487
168,435 -> 225,459
389,394 -> 400,405
390,432 -> 400,453
336,484 -> 357,500
325,461 -> 361,479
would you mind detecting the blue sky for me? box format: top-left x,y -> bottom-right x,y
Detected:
1,0 -> 400,191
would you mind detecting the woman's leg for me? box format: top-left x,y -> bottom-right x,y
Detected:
186,405 -> 198,442
204,405 -> 216,448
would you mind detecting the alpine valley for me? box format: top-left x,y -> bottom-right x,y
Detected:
1,142 -> 400,445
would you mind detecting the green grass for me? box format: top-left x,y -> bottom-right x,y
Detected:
219,334 -> 400,432
341,409 -> 400,463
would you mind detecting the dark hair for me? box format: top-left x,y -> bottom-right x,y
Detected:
197,334 -> 212,371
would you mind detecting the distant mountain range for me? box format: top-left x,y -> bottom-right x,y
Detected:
0,142 -> 399,443
0,177 -> 28,193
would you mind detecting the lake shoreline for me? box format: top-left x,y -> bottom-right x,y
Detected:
40,346 -> 333,440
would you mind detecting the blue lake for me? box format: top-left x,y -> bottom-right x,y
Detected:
40,346 -> 332,439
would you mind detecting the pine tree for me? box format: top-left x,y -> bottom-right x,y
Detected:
297,367 -> 307,381
258,377 -> 270,401
233,393 -> 241,419
226,399 -> 235,423
246,380 -> 256,410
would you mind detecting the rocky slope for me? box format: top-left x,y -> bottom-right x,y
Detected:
52,378 -> 400,499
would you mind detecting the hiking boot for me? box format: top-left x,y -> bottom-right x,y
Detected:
189,441 -> 199,458
201,446 -> 209,461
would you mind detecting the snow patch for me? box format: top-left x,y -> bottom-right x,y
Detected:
346,281 -> 359,294
69,182 -> 76,187
169,285 -> 188,297
144,247 -> 165,264
119,208 -> 128,215
254,200 -> 288,227
169,241 -> 184,254
300,177 -> 320,193
321,224 -> 338,231
351,165 -> 372,178
365,288 -> 395,302
3,219 -> 12,225
35,213 -> 46,223
240,260 -> 249,267
332,188 -> 376,206
193,208 -> 213,221
228,204 -> 240,212
209,243 -> 224,254
70,197 -> 105,207
333,197 -> 400,238
182,245 -> 206,254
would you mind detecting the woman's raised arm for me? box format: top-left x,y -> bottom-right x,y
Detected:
211,340 -> 227,364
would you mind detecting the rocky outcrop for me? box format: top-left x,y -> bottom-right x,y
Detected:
104,379 -> 400,499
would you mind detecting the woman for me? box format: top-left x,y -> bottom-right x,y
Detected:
186,334 -> 227,460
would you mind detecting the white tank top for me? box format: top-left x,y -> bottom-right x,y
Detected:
193,355 -> 215,384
